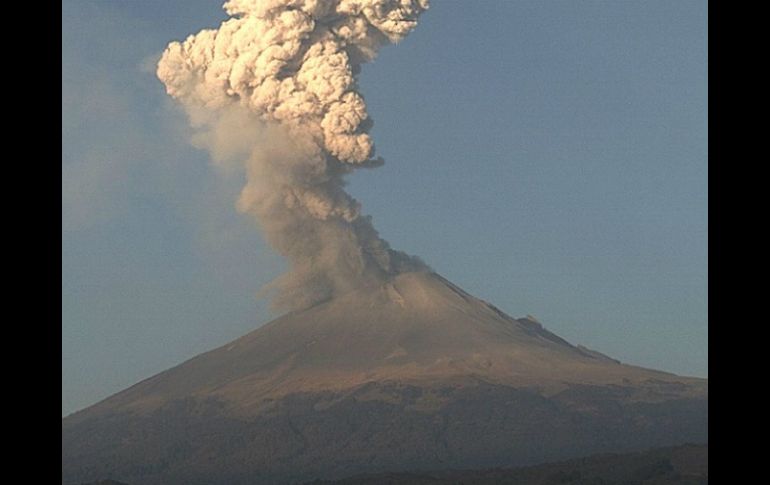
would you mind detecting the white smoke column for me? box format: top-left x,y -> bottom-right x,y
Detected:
157,0 -> 429,311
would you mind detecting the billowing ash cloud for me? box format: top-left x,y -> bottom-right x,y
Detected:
157,0 -> 429,311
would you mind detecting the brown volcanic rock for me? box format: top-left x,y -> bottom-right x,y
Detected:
62,271 -> 707,485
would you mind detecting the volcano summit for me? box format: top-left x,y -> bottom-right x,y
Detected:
62,271 -> 707,484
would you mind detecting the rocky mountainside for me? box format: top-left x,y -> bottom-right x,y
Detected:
309,443 -> 708,485
62,271 -> 707,485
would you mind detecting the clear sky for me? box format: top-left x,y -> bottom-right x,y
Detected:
62,0 -> 708,416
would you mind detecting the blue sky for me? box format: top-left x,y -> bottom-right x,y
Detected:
62,0 -> 707,416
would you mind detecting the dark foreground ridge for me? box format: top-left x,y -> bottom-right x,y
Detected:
308,443 -> 708,485
62,272 -> 707,485
72,481 -> 130,485
68,444 -> 707,485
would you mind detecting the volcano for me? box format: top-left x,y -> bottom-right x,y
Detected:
62,271 -> 707,485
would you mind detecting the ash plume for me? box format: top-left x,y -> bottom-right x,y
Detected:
157,0 -> 429,311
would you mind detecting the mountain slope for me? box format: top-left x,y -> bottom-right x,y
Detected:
62,271 -> 707,484
310,443 -> 708,485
